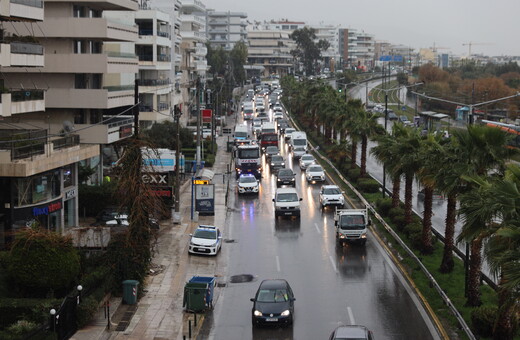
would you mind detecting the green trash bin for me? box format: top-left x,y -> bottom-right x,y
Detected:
122,280 -> 139,305
183,282 -> 208,312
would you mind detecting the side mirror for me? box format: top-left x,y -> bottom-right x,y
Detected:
250,298 -> 255,302
291,297 -> 296,301
299,198 -> 303,201
272,198 -> 275,202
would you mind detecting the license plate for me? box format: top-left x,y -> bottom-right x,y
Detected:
265,318 -> 277,322
284,212 -> 292,215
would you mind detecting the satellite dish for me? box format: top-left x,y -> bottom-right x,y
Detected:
62,120 -> 75,134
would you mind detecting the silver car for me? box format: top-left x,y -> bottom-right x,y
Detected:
299,154 -> 315,169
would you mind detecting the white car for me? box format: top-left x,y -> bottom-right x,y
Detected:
299,154 -> 315,169
189,225 -> 222,255
319,185 -> 345,208
306,164 -> 325,183
237,174 -> 260,194
273,111 -> 284,120
252,118 -> 262,135
291,146 -> 306,159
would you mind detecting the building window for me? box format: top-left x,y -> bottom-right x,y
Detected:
64,198 -> 76,228
63,164 -> 75,188
15,170 -> 61,207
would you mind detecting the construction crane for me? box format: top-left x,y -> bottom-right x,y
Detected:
430,42 -> 450,53
462,42 -> 493,57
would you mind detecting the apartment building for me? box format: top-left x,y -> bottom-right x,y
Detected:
0,0 -> 117,247
339,28 -> 375,71
247,29 -> 294,77
312,24 -> 341,72
206,10 -> 247,51
134,7 -> 173,128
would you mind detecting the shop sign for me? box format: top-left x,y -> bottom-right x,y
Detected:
151,186 -> 173,198
65,188 -> 77,199
33,201 -> 62,217
142,173 -> 169,185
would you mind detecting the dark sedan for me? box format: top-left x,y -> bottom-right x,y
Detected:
276,169 -> 296,187
251,279 -> 295,327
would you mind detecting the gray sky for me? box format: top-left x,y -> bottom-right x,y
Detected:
202,0 -> 520,57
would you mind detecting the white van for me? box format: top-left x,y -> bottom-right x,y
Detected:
233,124 -> 249,143
289,131 -> 307,151
273,187 -> 302,218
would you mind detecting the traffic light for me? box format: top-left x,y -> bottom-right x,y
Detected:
338,87 -> 342,93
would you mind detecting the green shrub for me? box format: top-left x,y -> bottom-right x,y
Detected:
357,178 -> 380,193
392,215 -> 407,231
4,228 -> 80,298
6,320 -> 39,336
347,168 -> 361,181
403,222 -> 422,237
0,297 -> 58,327
77,295 -> 100,328
471,305 -> 497,338
388,207 -> 404,219
375,198 -> 392,216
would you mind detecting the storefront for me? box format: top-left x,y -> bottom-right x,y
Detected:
0,163 -> 79,246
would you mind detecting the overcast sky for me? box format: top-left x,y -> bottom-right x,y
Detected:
202,0 -> 519,57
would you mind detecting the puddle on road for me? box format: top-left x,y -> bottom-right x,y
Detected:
229,274 -> 256,283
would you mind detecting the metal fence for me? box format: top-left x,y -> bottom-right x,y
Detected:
52,135 -> 79,150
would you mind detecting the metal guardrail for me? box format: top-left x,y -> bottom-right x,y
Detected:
284,108 -> 476,340
106,118 -> 133,129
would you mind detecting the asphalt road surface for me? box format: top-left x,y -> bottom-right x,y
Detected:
198,110 -> 440,340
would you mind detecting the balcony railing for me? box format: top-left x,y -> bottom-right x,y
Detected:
52,134 -> 79,150
10,0 -> 43,8
11,89 -> 44,102
102,85 -> 134,92
139,104 -> 153,112
138,79 -> 171,86
157,31 -> 170,38
157,102 -> 169,111
139,29 -> 171,39
106,51 -> 137,59
0,129 -> 47,160
10,42 -> 44,55
157,55 -> 171,62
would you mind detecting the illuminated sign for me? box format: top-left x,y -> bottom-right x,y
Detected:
193,179 -> 209,185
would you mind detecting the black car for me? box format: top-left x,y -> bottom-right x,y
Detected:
264,146 -> 279,159
276,169 -> 296,187
277,120 -> 289,134
329,325 -> 374,340
270,155 -> 285,171
251,279 -> 295,327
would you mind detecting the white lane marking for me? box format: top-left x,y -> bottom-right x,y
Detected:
347,306 -> 356,325
276,255 -> 281,272
329,255 -> 338,273
314,222 -> 321,234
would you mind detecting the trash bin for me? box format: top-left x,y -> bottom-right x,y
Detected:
122,280 -> 139,305
183,276 -> 215,312
227,141 -> 234,152
189,276 -> 215,308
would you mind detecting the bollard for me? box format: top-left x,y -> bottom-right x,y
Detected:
188,320 -> 192,338
223,173 -> 225,184
194,313 -> 197,327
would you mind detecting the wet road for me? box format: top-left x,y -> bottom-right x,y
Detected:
199,114 -> 439,340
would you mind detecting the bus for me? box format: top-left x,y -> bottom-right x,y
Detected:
482,120 -> 520,149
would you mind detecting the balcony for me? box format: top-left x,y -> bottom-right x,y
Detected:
0,129 -> 99,177
180,30 -> 205,42
41,52 -> 138,74
0,90 -> 45,117
8,0 -> 44,21
48,0 -> 137,11
75,116 -> 134,144
36,18 -> 138,42
46,87 -> 134,109
180,0 -> 205,12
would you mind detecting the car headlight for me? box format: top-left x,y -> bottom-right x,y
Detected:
277,178 -> 281,181
339,234 -> 346,239
281,162 -> 285,166
361,232 -> 367,238
253,310 -> 262,317
271,163 -> 274,166
281,310 -> 291,316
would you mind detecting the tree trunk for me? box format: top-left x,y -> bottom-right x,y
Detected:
360,136 -> 368,176
440,194 -> 456,273
466,237 -> 483,307
391,176 -> 401,208
404,173 -> 414,224
493,277 -> 515,340
351,141 -> 357,169
421,186 -> 433,253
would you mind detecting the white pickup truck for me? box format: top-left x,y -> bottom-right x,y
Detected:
334,208 -> 370,246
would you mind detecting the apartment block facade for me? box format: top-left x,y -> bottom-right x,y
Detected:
206,10 -> 247,51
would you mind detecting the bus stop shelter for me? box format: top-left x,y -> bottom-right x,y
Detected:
418,111 -> 450,132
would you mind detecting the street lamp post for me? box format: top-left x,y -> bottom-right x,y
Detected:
49,309 -> 56,332
76,285 -> 83,305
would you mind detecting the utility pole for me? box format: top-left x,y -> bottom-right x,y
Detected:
173,105 -> 182,222
195,77 -> 201,170
134,78 -> 139,138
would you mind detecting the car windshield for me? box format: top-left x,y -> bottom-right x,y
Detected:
286,129 -> 295,134
293,139 -> 306,146
257,289 -> 289,302
240,176 -> 257,183
272,155 -> 283,162
193,229 -> 217,239
340,215 -> 365,228
278,170 -> 293,176
244,109 -> 253,114
308,166 -> 323,172
263,134 -> 278,141
238,149 -> 260,158
235,131 -> 247,138
294,147 -> 305,152
323,187 -> 341,195
301,155 -> 314,161
277,193 -> 298,202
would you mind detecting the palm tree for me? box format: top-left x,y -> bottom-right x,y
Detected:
371,124 -> 407,208
458,164 -> 520,339
454,125 -> 515,307
356,110 -> 384,177
393,125 -> 423,224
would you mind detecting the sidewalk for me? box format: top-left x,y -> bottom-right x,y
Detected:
71,114 -> 235,340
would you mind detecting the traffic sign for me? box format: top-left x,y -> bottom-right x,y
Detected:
379,55 -> 392,61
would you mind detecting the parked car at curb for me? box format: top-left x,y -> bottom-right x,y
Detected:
188,225 -> 222,255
